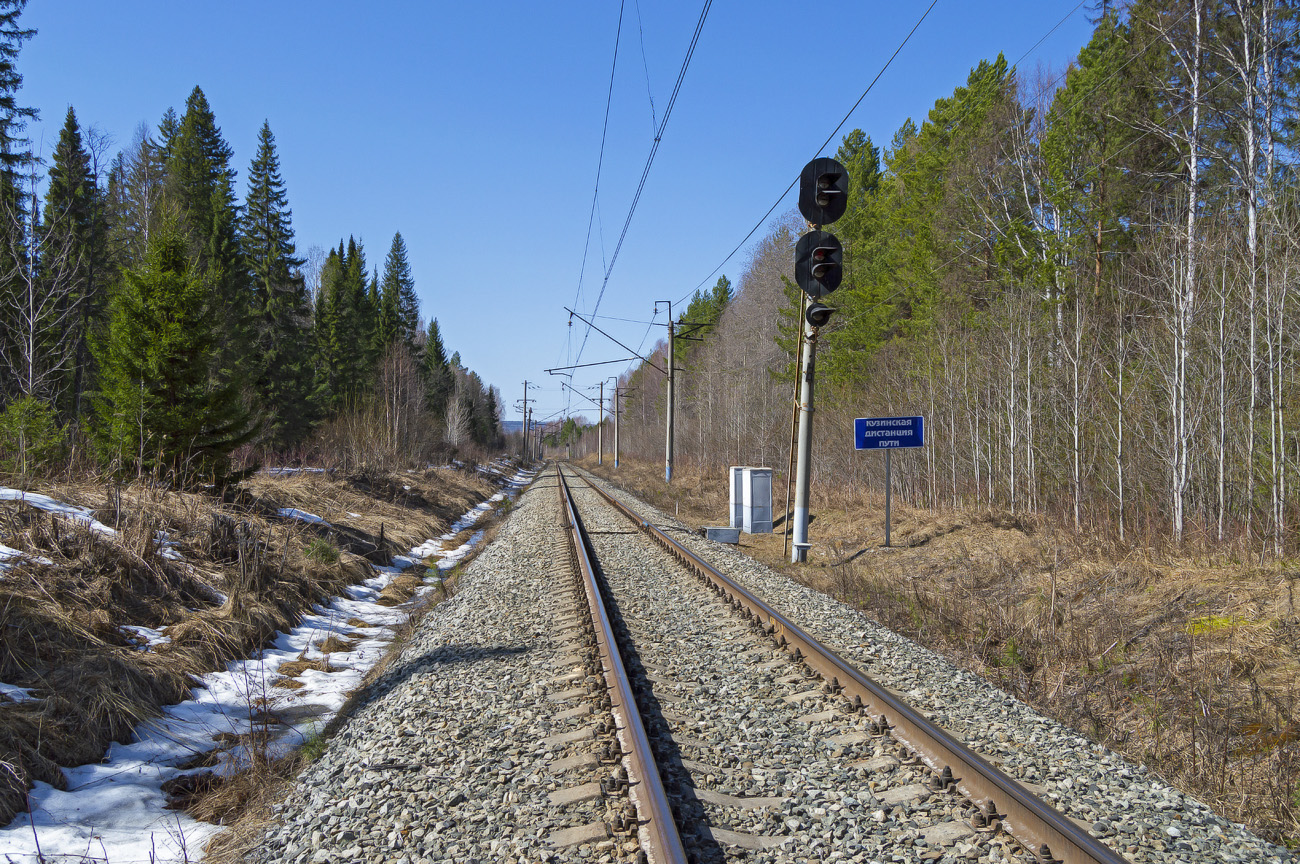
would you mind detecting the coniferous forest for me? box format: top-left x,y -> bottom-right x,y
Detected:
0,3 -> 503,485
604,1 -> 1300,555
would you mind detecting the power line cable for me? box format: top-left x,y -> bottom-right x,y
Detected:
675,0 -> 939,306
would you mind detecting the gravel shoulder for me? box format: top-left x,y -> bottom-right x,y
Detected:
249,470 -> 635,864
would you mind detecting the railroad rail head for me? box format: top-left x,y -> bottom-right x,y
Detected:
557,467 -> 688,864
570,467 -> 1130,864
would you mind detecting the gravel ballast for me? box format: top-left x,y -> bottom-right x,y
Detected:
580,467 -> 1296,864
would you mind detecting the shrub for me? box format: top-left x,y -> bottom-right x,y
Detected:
0,396 -> 67,478
304,538 -> 340,564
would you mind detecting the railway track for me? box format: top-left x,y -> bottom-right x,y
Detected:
557,465 -> 1127,864
250,464 -> 1291,864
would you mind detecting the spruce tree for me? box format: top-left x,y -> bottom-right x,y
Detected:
315,246 -> 350,409
163,87 -> 248,377
315,238 -> 378,406
104,125 -> 165,269
0,0 -> 34,400
43,107 -> 106,419
241,121 -> 316,448
157,107 -> 179,162
378,231 -> 419,349
91,221 -> 254,483
0,0 -> 35,185
423,317 -> 452,416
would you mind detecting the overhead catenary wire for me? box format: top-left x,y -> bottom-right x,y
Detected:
605,0 -> 1206,400
574,0 -> 714,366
634,0 -> 657,134
564,2 -> 1125,417
571,0 -> 626,321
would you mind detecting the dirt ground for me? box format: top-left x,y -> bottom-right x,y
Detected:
0,462 -> 505,828
581,455 -> 1300,847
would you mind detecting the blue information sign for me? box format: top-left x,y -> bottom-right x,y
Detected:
854,416 -> 924,450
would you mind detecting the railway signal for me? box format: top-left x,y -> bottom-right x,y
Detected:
798,157 -> 848,226
788,157 -> 850,563
805,302 -> 834,328
794,230 -> 843,298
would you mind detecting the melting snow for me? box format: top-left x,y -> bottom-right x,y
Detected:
0,465 -> 538,862
0,542 -> 53,572
0,488 -> 118,536
121,625 -> 173,651
263,467 -> 326,477
276,508 -> 331,527
0,682 -> 39,704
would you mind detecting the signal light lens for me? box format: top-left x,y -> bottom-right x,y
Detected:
806,302 -> 834,328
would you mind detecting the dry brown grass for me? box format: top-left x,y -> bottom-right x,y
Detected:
275,658 -> 338,678
317,634 -> 362,653
0,461 -> 514,829
375,573 -> 426,607
584,455 -> 1300,846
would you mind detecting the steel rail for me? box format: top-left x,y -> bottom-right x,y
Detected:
556,468 -> 688,864
573,469 -> 1128,864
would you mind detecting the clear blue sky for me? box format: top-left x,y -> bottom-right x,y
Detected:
19,1 -> 1096,428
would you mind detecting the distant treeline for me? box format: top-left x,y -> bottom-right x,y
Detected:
0,1 -> 503,483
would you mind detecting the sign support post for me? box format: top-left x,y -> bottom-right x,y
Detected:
853,416 -> 924,548
884,450 -> 892,548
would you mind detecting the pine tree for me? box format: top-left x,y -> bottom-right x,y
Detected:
241,121 -> 316,448
43,107 -> 107,419
91,221 -> 254,483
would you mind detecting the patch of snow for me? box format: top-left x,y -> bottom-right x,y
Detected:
0,681 -> 38,704
0,488 -> 117,537
0,542 -> 53,572
263,467 -> 326,476
347,512 -> 361,518
121,625 -> 172,651
155,530 -> 183,561
276,508 -> 331,528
